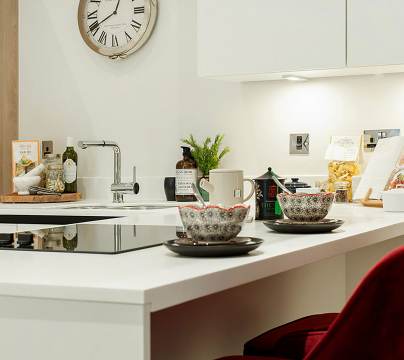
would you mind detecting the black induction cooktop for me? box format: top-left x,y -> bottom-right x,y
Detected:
0,224 -> 179,254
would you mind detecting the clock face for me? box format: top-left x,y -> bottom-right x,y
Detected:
78,0 -> 157,58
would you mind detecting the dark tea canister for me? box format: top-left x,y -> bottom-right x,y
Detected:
254,167 -> 284,220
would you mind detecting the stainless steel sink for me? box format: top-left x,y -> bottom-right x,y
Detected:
62,204 -> 177,210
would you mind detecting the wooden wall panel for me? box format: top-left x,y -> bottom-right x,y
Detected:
0,0 -> 18,194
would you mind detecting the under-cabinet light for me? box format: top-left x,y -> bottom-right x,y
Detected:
282,75 -> 308,82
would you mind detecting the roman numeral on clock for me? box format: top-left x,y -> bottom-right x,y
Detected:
125,31 -> 132,42
89,20 -> 100,35
112,34 -> 119,47
87,10 -> 97,20
131,20 -> 141,32
134,6 -> 145,14
98,31 -> 107,45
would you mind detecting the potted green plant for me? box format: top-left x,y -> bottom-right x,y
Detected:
181,134 -> 230,201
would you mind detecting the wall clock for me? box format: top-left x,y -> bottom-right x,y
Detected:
78,0 -> 158,59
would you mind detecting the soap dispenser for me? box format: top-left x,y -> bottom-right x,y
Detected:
175,146 -> 197,202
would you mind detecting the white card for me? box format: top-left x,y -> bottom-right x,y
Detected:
325,136 -> 362,161
354,136 -> 404,200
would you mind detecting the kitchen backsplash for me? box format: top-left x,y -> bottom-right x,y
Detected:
78,175 -> 328,202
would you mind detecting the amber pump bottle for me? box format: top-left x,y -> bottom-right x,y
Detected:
175,146 -> 197,202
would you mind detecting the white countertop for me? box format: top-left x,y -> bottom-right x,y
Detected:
0,202 -> 403,311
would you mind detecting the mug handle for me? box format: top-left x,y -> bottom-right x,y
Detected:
243,179 -> 255,202
199,178 -> 214,194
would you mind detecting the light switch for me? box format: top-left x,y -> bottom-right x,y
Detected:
290,133 -> 309,155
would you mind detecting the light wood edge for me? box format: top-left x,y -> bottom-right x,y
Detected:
0,0 -> 19,194
0,193 -> 82,204
360,188 -> 383,208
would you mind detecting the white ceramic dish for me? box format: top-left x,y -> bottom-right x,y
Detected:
13,176 -> 41,195
24,163 -> 45,177
383,188 -> 404,212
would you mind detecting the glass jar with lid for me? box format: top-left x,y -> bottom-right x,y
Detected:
44,227 -> 64,250
327,161 -> 360,201
334,181 -> 349,203
45,154 -> 65,193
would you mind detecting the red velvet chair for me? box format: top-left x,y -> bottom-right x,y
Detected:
218,245 -> 404,360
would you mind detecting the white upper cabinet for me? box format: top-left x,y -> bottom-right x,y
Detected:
347,0 -> 404,67
197,0 -> 346,80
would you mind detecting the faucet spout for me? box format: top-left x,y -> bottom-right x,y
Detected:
78,140 -> 119,149
78,140 -> 138,203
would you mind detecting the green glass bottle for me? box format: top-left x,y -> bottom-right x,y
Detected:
62,137 -> 78,193
63,225 -> 78,251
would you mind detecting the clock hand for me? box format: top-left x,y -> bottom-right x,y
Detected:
97,0 -> 120,26
87,1 -> 120,34
113,0 -> 121,14
87,10 -> 114,33
98,12 -> 115,26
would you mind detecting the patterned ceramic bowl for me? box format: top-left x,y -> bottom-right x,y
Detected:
178,204 -> 250,242
277,192 -> 335,222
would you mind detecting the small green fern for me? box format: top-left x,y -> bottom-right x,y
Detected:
181,134 -> 230,176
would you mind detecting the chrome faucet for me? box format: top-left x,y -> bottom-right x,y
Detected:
78,140 -> 140,203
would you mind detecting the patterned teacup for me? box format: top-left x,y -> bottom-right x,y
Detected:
178,204 -> 250,242
277,192 -> 334,222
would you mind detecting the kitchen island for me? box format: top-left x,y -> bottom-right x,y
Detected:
0,202 -> 403,360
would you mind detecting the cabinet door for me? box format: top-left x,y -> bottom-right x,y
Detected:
198,0 -> 346,78
348,0 -> 404,67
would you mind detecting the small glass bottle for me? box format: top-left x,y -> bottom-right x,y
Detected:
45,154 -> 65,193
62,137 -> 78,193
335,181 -> 349,203
63,225 -> 78,251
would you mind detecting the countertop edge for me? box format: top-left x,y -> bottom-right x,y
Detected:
145,221 -> 404,311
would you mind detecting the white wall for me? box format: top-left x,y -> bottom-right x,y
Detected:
19,0 -> 182,181
19,0 -> 404,198
181,73 -> 404,177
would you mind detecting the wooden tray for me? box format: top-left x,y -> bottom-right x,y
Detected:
360,188 -> 383,208
0,192 -> 81,203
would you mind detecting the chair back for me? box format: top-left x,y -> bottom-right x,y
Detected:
306,245 -> 404,360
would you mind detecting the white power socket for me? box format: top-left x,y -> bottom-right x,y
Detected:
41,140 -> 54,158
363,129 -> 400,151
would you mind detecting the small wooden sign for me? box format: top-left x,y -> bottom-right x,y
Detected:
0,192 -> 81,203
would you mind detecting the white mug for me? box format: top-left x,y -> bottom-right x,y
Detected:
199,169 -> 255,207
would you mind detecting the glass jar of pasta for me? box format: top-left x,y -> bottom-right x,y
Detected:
327,161 -> 360,202
45,154 -> 65,193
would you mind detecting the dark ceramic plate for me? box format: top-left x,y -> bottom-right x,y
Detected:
264,219 -> 344,234
164,237 -> 263,257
